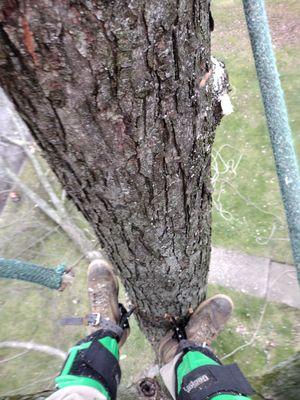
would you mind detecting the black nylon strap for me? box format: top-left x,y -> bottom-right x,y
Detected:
63,331 -> 121,400
178,364 -> 254,400
178,344 -> 222,366
76,329 -> 119,345
83,339 -> 121,400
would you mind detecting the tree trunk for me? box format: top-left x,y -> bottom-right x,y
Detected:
0,0 -> 220,342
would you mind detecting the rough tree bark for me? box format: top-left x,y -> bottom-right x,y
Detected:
0,0 -> 223,342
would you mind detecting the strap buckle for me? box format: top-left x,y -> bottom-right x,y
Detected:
118,303 -> 136,330
87,313 -> 101,326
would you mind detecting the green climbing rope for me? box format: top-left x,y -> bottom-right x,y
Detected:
243,0 -> 300,284
0,258 -> 65,290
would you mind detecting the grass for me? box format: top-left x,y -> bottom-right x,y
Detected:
211,0 -> 300,263
0,163 -> 298,394
0,242 -> 298,395
0,164 -> 298,395
0,0 -> 299,396
207,285 -> 299,376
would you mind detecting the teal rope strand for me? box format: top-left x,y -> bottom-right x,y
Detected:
0,258 -> 65,289
243,0 -> 300,284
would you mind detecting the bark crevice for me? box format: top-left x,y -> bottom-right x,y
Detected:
0,0 -> 221,342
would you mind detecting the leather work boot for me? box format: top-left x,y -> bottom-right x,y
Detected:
158,294 -> 233,365
158,330 -> 178,366
87,259 -> 129,347
185,294 -> 233,345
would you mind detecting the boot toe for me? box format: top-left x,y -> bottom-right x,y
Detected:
212,295 -> 233,317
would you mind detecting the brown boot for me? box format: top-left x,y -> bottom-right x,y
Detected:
158,294 -> 233,364
87,259 -> 129,347
158,330 -> 179,365
185,294 -> 233,345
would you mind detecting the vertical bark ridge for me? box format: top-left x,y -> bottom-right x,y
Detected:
0,0 -> 214,341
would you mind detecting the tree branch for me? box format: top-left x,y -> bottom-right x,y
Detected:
0,158 -> 63,224
0,156 -> 101,260
0,90 -> 104,261
1,91 -> 67,214
0,341 -> 66,360
5,135 -> 65,214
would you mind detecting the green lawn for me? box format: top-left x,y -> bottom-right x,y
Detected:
0,0 -> 299,396
211,0 -> 300,263
0,163 -> 298,396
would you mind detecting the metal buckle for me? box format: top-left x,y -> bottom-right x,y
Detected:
87,313 -> 101,326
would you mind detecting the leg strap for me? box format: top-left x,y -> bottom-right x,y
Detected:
59,331 -> 121,400
177,363 -> 254,400
82,339 -> 121,400
177,342 -> 222,365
